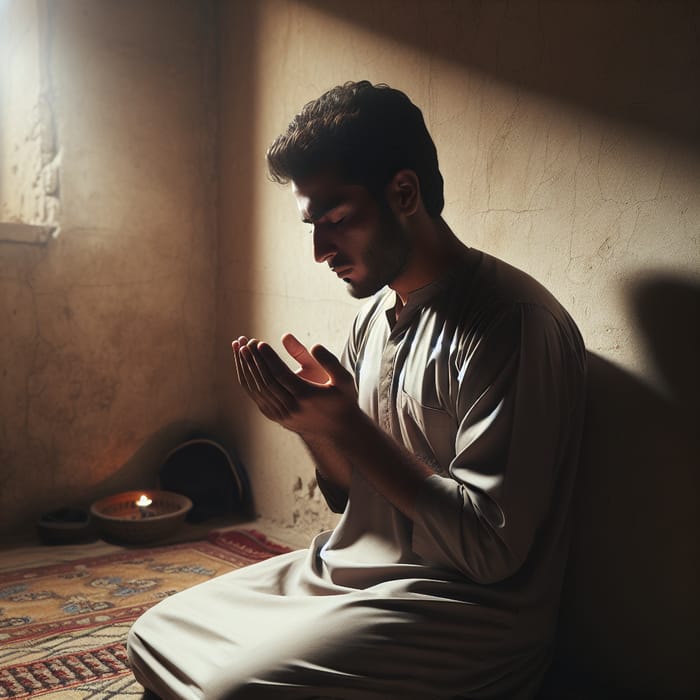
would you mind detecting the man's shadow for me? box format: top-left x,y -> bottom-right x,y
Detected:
542,274 -> 699,699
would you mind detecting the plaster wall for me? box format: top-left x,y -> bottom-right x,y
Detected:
217,1 -> 698,695
218,0 -> 698,541
0,0 -> 218,536
0,0 -> 696,692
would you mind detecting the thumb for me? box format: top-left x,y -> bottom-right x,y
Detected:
282,333 -> 314,367
310,344 -> 352,385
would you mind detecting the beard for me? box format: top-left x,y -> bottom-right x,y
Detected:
345,204 -> 410,299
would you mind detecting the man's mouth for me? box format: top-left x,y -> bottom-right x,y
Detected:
331,265 -> 352,279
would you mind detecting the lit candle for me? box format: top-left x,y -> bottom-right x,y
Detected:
135,494 -> 153,518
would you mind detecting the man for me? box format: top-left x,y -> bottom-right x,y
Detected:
128,81 -> 586,699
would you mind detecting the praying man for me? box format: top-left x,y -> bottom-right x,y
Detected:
128,80 -> 587,700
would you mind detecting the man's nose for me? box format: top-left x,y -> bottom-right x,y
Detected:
313,226 -> 335,264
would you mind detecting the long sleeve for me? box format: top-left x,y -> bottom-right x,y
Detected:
315,469 -> 348,513
411,304 -> 586,583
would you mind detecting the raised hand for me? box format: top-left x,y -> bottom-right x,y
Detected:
232,334 -> 358,437
281,333 -> 332,385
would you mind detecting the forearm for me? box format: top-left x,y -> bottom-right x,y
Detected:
233,335 -> 432,519
301,435 -> 352,513
324,407 -> 435,521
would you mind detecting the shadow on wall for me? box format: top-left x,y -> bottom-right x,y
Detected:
550,275 -> 699,698
215,0 -> 260,517
303,0 -> 699,150
94,421 -> 205,498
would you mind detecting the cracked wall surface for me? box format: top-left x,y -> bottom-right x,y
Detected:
0,0 -> 696,616
217,0 -> 699,541
0,2 -> 696,688
213,5 -> 698,693
0,0 -> 218,536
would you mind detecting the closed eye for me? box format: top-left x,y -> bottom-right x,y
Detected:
309,217 -> 345,235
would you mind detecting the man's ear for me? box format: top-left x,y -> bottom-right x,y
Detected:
385,169 -> 421,217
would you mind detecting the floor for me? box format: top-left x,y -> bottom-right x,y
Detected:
0,515 -> 310,573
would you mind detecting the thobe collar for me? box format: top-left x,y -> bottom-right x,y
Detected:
384,246 -> 481,334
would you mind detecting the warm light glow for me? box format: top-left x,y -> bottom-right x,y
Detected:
135,494 -> 153,507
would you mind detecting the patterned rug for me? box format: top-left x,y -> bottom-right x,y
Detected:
0,530 -> 292,698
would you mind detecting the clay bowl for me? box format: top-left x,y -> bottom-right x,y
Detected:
90,490 -> 192,545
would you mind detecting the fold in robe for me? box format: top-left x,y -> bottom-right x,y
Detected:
128,248 -> 587,699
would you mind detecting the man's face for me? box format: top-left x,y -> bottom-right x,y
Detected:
292,172 -> 410,299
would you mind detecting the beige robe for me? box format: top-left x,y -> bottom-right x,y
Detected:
127,248 -> 587,699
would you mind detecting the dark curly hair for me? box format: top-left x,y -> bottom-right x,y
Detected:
266,81 -> 444,217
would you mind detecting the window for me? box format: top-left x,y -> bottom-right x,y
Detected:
0,0 -> 58,244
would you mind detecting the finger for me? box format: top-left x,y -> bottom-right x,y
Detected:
310,344 -> 353,386
239,341 -> 267,394
237,346 -> 265,402
257,342 -> 308,395
232,336 -> 251,385
237,339 -> 262,393
242,341 -> 295,417
239,350 -> 285,419
238,340 -> 286,416
282,333 -> 329,384
233,337 -> 291,421
282,333 -> 314,366
232,340 -> 244,385
248,341 -> 304,403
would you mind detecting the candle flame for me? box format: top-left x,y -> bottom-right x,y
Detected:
135,494 -> 153,508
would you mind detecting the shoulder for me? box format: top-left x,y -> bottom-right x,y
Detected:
461,250 -> 563,312
445,250 -> 585,364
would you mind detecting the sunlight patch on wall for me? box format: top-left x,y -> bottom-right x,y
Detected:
0,0 -> 60,243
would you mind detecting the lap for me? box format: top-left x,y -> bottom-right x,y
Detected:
128,551 -> 540,700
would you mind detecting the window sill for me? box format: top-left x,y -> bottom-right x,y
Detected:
0,222 -> 56,245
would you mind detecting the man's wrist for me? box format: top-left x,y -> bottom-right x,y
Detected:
296,402 -> 367,443
322,403 -> 373,446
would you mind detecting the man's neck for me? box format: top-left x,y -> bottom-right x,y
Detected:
390,217 -> 467,305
